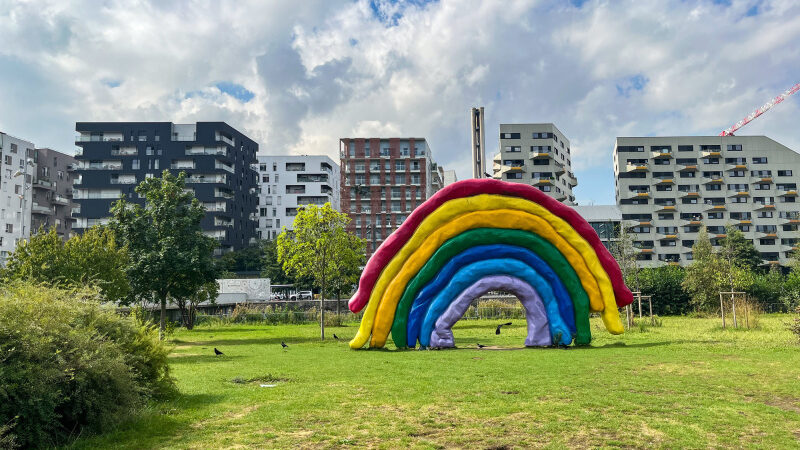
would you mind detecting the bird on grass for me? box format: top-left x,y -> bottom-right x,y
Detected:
214,348 -> 224,356
477,343 -> 486,349
333,334 -> 340,340
495,322 -> 512,335
281,341 -> 288,349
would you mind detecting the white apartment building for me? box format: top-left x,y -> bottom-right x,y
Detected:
614,135 -> 800,267
492,123 -> 578,205
0,132 -> 35,265
255,155 -> 340,240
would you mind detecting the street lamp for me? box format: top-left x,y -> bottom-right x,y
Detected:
13,158 -> 34,241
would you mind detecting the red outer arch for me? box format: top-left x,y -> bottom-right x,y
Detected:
348,179 -> 634,313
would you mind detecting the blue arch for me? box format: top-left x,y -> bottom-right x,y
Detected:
415,258 -> 573,347
406,244 -> 578,346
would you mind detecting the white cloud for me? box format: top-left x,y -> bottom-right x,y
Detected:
0,0 -> 798,204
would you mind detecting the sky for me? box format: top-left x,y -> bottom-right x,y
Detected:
1,0 -> 798,205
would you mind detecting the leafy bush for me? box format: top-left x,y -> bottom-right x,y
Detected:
0,282 -> 174,448
636,266 -> 692,315
787,307 -> 800,343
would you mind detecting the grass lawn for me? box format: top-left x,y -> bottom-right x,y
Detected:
68,315 -> 800,449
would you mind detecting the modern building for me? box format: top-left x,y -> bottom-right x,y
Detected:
72,122 -> 258,254
0,132 -> 35,265
339,137 -> 440,255
470,107 -> 486,178
443,169 -> 458,186
572,205 -> 622,251
492,123 -> 578,205
614,135 -> 800,267
30,148 -> 77,240
255,155 -> 340,240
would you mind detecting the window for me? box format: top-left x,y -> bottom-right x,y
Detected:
754,184 -> 771,190
752,157 -> 768,164
676,158 -> 697,165
700,145 -> 721,151
506,172 -> 522,180
656,185 -> 673,191
653,159 -> 671,165
411,174 -> 420,184
132,159 -> 140,170
751,170 -> 772,177
680,213 -> 702,221
504,146 -> 521,152
617,146 -> 645,153
759,238 -> 776,246
727,184 -> 748,191
678,145 -> 693,152
369,174 -> 380,185
731,196 -> 748,203
532,132 -> 553,139
682,198 -> 698,204
725,157 -> 746,164
658,213 -> 674,220
778,170 -> 793,177
395,161 -> 406,170
705,184 -> 721,191
5,224 -> 12,233
10,143 -> 18,153
707,212 -> 724,219
701,157 -> 719,164
679,171 -> 696,178
500,133 -> 521,139
394,174 -> 406,184
727,144 -> 743,151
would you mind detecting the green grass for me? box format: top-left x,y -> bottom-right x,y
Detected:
67,315 -> 800,449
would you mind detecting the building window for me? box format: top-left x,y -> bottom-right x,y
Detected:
778,170 -> 793,177
395,174 -> 406,184
505,172 -> 522,180
504,146 -> 521,152
678,145 -> 693,152
501,133 -> 521,139
727,144 -> 743,151
752,157 -> 768,164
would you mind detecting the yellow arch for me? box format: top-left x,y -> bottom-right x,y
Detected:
348,198 -> 623,349
367,202 -> 622,348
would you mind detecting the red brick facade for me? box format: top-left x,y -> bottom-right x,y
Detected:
340,138 -> 434,256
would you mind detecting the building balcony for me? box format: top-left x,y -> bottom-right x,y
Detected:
659,234 -> 679,240
32,203 -> 53,215
555,192 -> 567,201
758,176 -> 773,184
110,147 -> 138,156
759,231 -> 778,238
625,162 -> 649,172
755,203 -> 776,210
726,163 -> 748,170
110,176 -> 137,185
530,150 -> 552,159
678,164 -> 698,172
779,189 -> 798,197
701,149 -> 721,157
651,150 -> 673,159
655,177 -> 674,185
679,191 -> 700,198
656,204 -> 677,212
215,161 -> 235,173
706,204 -> 726,211
553,163 -> 566,175
533,177 -> 553,186
739,219 -> 752,225
52,195 -> 70,206
77,163 -> 123,171
629,191 -> 650,199
702,176 -> 724,184
186,174 -> 227,184
33,178 -> 54,190
782,218 -> 800,225
185,146 -> 228,157
729,191 -> 750,197
75,133 -> 123,143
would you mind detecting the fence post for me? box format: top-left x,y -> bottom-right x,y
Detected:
719,292 -> 726,329
731,292 -> 737,328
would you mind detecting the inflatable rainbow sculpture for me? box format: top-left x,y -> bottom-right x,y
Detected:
348,178 -> 634,349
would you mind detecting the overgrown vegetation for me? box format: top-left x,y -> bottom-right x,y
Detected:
789,306 -> 800,343
0,283 -> 174,448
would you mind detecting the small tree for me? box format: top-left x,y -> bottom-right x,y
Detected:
611,223 -> 641,292
717,225 -> 763,272
276,203 -> 360,339
174,281 -> 218,330
109,170 -> 218,338
683,226 -> 721,311
1,227 -> 129,302
328,232 -> 366,314
261,239 -> 297,285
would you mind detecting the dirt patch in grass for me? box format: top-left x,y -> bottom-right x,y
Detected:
230,374 -> 291,385
763,397 -> 800,414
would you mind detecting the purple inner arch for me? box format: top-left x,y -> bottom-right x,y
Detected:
429,275 -> 552,348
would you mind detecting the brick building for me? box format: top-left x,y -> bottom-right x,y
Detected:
339,138 -> 440,255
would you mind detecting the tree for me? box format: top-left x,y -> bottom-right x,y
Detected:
718,225 -> 763,272
637,266 -> 691,315
683,226 -> 721,311
328,232 -> 366,314
1,227 -> 129,302
109,170 -> 218,338
610,223 -> 641,292
219,244 -> 266,275
276,203 -> 361,338
261,239 -> 297,285
174,281 -> 218,330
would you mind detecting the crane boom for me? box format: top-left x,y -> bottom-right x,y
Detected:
719,82 -> 800,136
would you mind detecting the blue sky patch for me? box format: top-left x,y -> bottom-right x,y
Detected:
368,0 -> 438,26
215,81 -> 255,102
616,74 -> 648,97
102,79 -> 121,88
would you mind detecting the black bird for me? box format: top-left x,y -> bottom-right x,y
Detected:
214,348 -> 224,356
333,334 -> 340,340
495,322 -> 513,335
477,343 -> 486,349
281,341 -> 288,349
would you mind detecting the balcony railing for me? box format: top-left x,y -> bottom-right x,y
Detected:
76,134 -> 123,142
77,163 -> 123,171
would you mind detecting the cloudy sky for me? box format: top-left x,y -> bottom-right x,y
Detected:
1,0 -> 798,204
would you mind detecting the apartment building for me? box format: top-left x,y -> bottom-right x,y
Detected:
492,123 -> 578,205
72,122 -> 258,254
255,155 -> 340,240
30,148 -> 77,239
0,132 -> 34,265
339,137 -> 439,255
572,205 -> 622,251
614,136 -> 800,267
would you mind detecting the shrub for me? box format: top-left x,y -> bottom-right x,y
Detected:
788,307 -> 800,343
0,282 -> 174,448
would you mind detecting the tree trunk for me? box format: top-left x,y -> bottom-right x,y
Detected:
336,291 -> 341,315
320,275 -> 326,340
186,304 -> 195,330
159,293 -> 167,340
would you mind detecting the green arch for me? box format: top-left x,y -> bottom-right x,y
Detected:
391,227 -> 593,347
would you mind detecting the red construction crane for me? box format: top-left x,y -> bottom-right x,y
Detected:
719,82 -> 800,136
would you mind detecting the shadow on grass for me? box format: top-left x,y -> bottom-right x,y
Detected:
189,336 -> 330,347
65,393 -> 226,449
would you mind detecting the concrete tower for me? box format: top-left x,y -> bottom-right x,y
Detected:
470,107 -> 486,178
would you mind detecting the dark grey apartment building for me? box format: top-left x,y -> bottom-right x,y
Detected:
72,122 -> 258,254
31,148 -> 77,239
